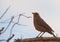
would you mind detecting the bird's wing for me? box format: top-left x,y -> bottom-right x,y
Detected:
37,18 -> 54,32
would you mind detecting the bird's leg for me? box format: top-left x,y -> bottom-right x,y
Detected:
36,32 -> 42,38
40,32 -> 45,37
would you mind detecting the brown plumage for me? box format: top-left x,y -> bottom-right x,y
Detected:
32,12 -> 56,38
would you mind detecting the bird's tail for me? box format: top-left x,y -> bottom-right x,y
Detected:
52,32 -> 60,42
52,32 -> 57,38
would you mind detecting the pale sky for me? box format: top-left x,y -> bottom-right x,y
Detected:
0,0 -> 60,42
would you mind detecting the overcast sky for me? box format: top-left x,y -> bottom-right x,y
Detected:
0,0 -> 60,42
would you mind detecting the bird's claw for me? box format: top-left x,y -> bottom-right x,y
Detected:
36,36 -> 39,38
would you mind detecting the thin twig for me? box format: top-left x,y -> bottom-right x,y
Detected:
0,27 -> 4,32
10,23 -> 16,36
21,14 -> 32,18
9,14 -> 29,36
0,21 -> 27,26
0,5 -> 11,19
10,14 -> 21,36
0,14 -> 31,24
0,39 -> 6,41
0,27 -> 4,34
0,14 -> 22,22
17,14 -> 21,23
1,16 -> 14,35
6,34 -> 14,42
0,34 -> 14,42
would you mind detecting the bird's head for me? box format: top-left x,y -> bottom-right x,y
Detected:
32,12 -> 38,14
32,12 -> 39,17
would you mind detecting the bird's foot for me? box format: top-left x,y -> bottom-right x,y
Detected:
36,36 -> 43,39
36,36 -> 42,38
36,36 -> 39,38
38,36 -> 43,39
40,36 -> 42,37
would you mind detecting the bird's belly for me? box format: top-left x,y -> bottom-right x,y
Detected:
34,23 -> 46,32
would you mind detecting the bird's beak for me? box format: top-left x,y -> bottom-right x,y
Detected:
32,12 -> 37,14
32,12 -> 35,14
32,12 -> 33,14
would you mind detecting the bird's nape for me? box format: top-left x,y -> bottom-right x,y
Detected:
32,12 -> 39,14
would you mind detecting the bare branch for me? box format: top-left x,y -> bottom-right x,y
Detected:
17,14 -> 21,23
20,14 -> 32,18
0,39 -> 6,41
0,34 -> 14,42
0,27 -> 4,32
6,34 -> 14,42
0,5 -> 11,19
10,14 -> 21,36
1,16 -> 14,35
10,23 -> 16,36
0,27 -> 4,34
0,21 -> 27,26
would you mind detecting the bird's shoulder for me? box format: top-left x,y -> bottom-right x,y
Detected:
36,18 -> 54,32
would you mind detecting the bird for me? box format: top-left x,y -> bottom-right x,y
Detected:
32,12 -> 56,38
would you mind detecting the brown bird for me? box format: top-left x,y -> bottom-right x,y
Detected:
32,12 -> 56,38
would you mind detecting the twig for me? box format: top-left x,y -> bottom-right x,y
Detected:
0,39 -> 6,41
0,14 -> 31,24
10,14 -> 21,36
1,16 -> 14,35
0,21 -> 27,26
0,5 -> 11,19
17,14 -> 21,23
0,27 -> 4,32
6,34 -> 14,42
0,14 -> 22,22
0,27 -> 4,34
21,14 -> 32,18
10,23 -> 16,36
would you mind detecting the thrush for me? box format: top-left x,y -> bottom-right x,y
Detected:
32,12 -> 56,38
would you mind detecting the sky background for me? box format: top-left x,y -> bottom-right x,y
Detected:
0,0 -> 60,42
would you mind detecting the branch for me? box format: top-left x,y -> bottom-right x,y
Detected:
0,5 -> 11,19
0,14 -> 31,24
0,34 -> 14,42
1,16 -> 14,35
0,21 -> 27,26
0,39 -> 6,42
0,27 -> 4,34
21,14 -> 32,18
10,14 -> 21,36
6,34 -> 14,42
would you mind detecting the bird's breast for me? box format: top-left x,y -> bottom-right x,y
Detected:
34,20 -> 46,32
